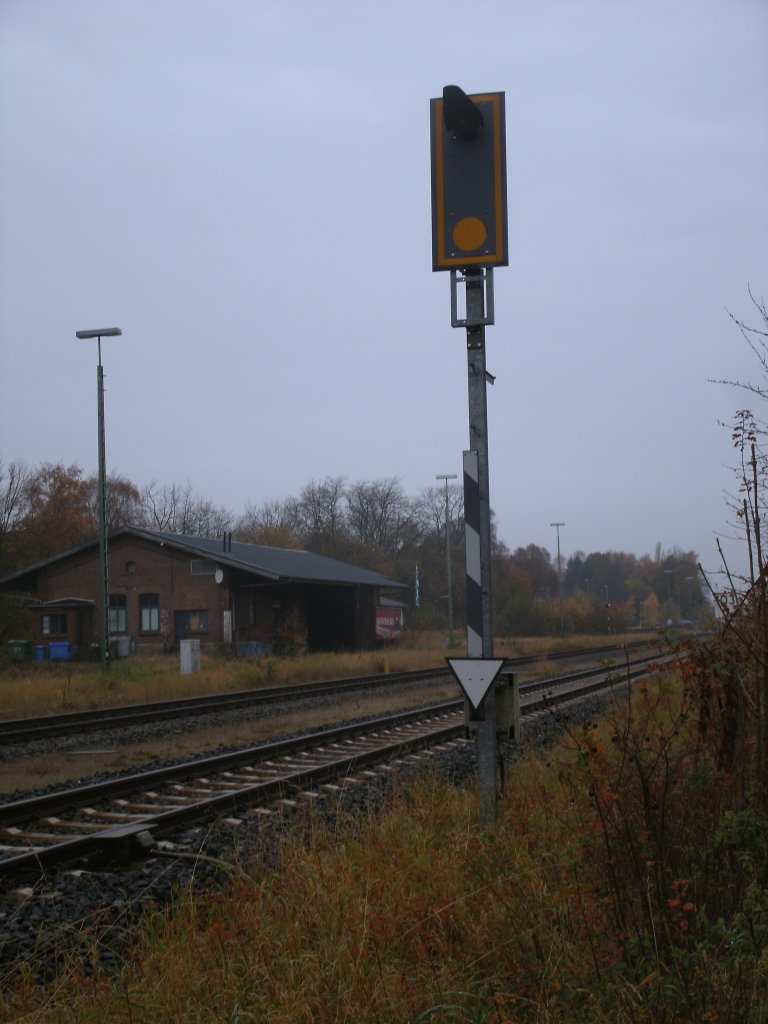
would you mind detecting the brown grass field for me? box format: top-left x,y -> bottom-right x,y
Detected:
2,647 -> 766,1022
0,632 -> 647,720
9,631 -> 760,1023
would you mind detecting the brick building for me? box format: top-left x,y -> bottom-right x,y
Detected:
0,527 -> 406,656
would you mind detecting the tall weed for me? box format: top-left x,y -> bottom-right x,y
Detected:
5,640 -> 764,1022
558,646 -> 768,1022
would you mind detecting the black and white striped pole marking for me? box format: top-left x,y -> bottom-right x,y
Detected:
463,450 -> 483,658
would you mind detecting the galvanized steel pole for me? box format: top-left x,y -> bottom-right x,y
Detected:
96,342 -> 109,673
76,327 -> 121,674
464,269 -> 497,827
551,521 -> 565,637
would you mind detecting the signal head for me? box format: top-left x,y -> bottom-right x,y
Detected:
442,85 -> 484,140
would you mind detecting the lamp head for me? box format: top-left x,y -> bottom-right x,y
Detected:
76,328 -> 122,339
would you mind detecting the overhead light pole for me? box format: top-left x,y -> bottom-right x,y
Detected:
76,327 -> 122,673
550,521 -> 565,637
436,473 -> 458,645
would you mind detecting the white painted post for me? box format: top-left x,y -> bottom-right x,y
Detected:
180,638 -> 201,675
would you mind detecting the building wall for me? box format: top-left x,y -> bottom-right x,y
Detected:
8,534 -> 388,655
29,536 -> 231,654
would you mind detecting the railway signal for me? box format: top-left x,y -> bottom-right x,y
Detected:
429,84 -> 509,828
430,86 -> 508,272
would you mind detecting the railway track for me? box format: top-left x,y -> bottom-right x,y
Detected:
0,648 -> 672,889
0,638 -> 657,746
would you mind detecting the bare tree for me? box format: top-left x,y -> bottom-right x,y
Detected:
415,483 -> 464,545
0,459 -> 31,537
0,459 -> 32,572
293,477 -> 347,548
141,480 -> 180,532
140,480 -> 233,538
345,477 -> 420,556
235,498 -> 301,548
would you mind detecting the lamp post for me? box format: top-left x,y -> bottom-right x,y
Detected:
550,521 -> 565,637
76,327 -> 122,673
436,473 -> 458,645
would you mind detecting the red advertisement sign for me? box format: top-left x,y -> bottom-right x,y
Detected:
375,606 -> 403,639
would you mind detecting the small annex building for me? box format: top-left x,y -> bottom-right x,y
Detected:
0,526 -> 406,656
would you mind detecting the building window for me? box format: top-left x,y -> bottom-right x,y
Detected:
190,559 -> 217,576
178,609 -> 208,634
139,593 -> 160,632
109,594 -> 127,633
42,613 -> 67,636
187,610 -> 208,633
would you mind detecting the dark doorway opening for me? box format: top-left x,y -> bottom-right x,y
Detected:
306,587 -> 357,651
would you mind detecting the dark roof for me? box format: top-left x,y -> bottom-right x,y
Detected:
0,526 -> 405,590
150,529 -> 405,588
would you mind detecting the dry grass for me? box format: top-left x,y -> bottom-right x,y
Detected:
4,759 -> 617,1023
3,663 -> 766,1022
0,633 -> 643,720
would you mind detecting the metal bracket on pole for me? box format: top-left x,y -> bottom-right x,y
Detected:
450,268 -> 494,329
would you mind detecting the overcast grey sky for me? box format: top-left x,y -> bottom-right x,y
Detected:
1,0 -> 766,577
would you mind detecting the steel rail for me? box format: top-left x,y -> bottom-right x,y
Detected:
0,709 -> 465,885
0,638 -> 660,745
0,649 -> 677,887
0,667 -> 448,744
520,655 -> 677,713
0,702 -> 463,827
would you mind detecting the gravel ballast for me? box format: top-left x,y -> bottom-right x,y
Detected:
0,687 -> 612,983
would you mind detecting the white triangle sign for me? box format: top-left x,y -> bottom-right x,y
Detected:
446,657 -> 506,710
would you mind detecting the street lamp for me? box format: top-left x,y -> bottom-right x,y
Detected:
76,327 -> 122,672
550,521 -> 565,637
436,474 -> 458,645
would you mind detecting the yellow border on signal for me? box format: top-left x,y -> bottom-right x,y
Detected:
434,92 -> 506,269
